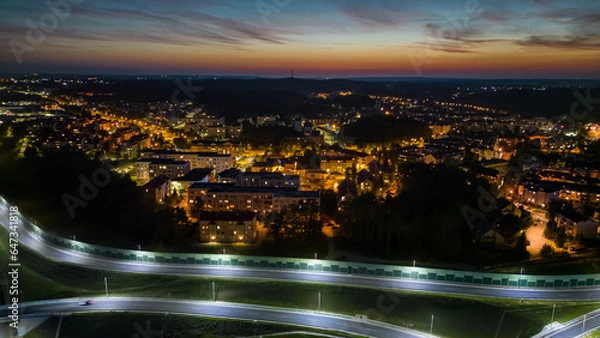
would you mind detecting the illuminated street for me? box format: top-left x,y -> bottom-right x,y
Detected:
0,297 -> 434,338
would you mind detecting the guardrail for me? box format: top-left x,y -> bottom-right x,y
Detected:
3,195 -> 600,289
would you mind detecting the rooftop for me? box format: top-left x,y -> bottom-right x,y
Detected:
142,175 -> 170,188
141,150 -> 231,157
138,158 -> 190,165
172,168 -> 214,182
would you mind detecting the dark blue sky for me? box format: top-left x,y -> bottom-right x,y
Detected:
1,0 -> 599,78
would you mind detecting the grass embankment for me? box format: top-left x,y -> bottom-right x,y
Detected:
493,257 -> 600,275
582,328 -> 600,338
173,234 -> 329,259
1,227 -> 599,337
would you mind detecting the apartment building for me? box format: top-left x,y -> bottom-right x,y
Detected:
136,158 -> 190,182
199,210 -> 257,243
190,140 -> 242,157
140,150 -> 232,172
188,184 -> 319,213
237,172 -> 300,189
141,175 -> 170,204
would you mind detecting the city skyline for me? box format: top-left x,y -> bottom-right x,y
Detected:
1,0 -> 600,78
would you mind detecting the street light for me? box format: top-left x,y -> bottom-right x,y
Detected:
318,291 -> 322,312
104,276 -> 108,297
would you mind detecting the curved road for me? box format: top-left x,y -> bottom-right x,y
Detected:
3,208 -> 600,302
532,309 -> 600,338
0,297 -> 432,338
4,200 -> 600,336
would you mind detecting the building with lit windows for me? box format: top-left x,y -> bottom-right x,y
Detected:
190,140 -> 242,156
237,172 -> 300,188
136,158 -> 190,182
141,175 -> 170,204
199,210 -> 256,243
140,150 -> 232,172
188,184 -> 320,214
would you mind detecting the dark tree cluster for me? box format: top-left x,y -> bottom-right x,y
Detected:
544,199 -> 570,248
340,116 -> 432,147
335,163 -> 483,259
266,201 -> 321,242
240,121 -> 303,149
0,146 -> 191,249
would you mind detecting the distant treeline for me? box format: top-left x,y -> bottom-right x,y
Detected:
340,116 -> 432,146
458,88 -> 600,118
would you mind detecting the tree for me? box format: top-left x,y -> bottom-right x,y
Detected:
319,189 -> 338,217
497,214 -> 522,238
189,199 -> 204,220
173,137 -> 190,150
520,212 -> 533,230
544,218 -> 557,239
23,146 -> 38,160
555,228 -> 567,248
540,244 -> 554,258
266,210 -> 285,241
516,232 -> 528,253
547,199 -> 562,221
266,201 -> 321,241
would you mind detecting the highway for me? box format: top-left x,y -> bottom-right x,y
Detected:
0,297 -> 433,338
3,198 -> 600,337
532,309 -> 600,338
3,202 -> 600,302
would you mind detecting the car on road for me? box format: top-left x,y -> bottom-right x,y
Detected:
79,300 -> 95,306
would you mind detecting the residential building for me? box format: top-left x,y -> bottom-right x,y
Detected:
518,183 -> 560,207
217,168 -> 242,183
357,169 -> 376,194
237,172 -> 300,189
140,150 -> 232,172
190,140 -> 242,156
189,184 -> 320,213
227,123 -> 243,139
558,209 -> 599,240
320,156 -> 354,174
205,125 -> 226,138
141,175 -> 170,204
472,218 -> 505,247
136,158 -> 190,182
199,210 -> 257,243
170,168 -> 214,196
559,184 -> 600,208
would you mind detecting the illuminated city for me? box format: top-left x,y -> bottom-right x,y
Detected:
0,1 -> 600,337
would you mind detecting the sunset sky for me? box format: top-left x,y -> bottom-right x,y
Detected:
1,0 -> 599,78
